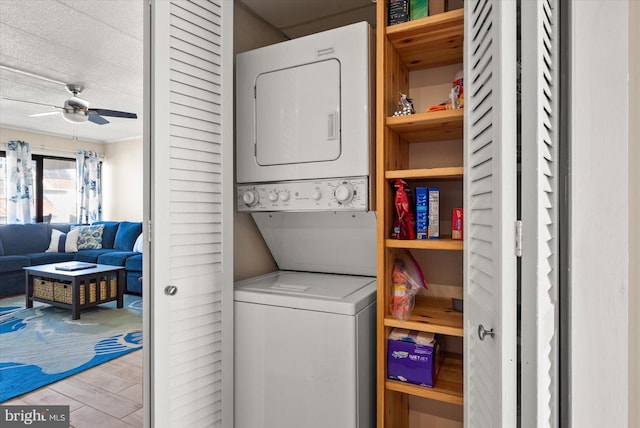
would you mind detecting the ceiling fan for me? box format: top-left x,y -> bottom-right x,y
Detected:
2,84 -> 137,125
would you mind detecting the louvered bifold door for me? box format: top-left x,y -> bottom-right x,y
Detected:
463,1 -> 518,427
520,0 -> 560,427
146,1 -> 233,427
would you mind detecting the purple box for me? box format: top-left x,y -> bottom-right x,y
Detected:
387,329 -> 442,387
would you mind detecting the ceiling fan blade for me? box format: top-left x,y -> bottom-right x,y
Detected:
1,96 -> 63,110
88,108 -> 137,119
87,114 -> 110,125
30,111 -> 61,117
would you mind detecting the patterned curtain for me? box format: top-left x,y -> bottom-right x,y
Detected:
6,141 -> 34,224
76,150 -> 102,224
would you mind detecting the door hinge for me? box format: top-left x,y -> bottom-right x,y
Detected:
147,220 -> 152,243
515,220 -> 523,257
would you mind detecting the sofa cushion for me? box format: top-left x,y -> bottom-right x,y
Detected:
0,236 -> 4,256
133,233 -> 143,253
114,222 -> 142,251
92,221 -> 120,249
25,252 -> 76,265
125,254 -> 143,272
71,224 -> 104,250
97,251 -> 137,267
74,249 -> 117,264
46,228 -> 79,253
0,255 -> 30,273
0,224 -> 50,255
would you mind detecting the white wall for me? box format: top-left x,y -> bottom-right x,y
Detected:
0,127 -> 142,222
570,2 -> 629,427
629,2 -> 639,426
232,0 -> 286,281
103,138 -> 143,221
0,127 -> 104,157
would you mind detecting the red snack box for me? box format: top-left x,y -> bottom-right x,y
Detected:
452,208 -> 463,240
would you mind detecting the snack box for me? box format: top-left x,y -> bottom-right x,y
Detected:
452,207 -> 463,240
427,187 -> 440,239
387,328 -> 442,387
416,187 -> 428,239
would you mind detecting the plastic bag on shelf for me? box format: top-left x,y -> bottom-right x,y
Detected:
390,250 -> 427,321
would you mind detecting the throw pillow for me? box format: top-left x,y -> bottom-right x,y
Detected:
114,222 -> 143,251
133,233 -> 144,253
72,224 -> 104,250
46,228 -> 79,253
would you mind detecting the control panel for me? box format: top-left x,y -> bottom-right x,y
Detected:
237,177 -> 370,212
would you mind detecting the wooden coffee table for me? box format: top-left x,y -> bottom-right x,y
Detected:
25,262 -> 125,320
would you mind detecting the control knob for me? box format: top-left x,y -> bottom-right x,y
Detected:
279,191 -> 290,202
334,183 -> 355,204
242,189 -> 260,207
268,191 -> 279,202
311,190 -> 322,201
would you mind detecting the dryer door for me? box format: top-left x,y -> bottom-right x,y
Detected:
255,59 -> 341,166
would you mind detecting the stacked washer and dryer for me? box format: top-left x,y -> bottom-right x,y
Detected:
234,22 -> 377,428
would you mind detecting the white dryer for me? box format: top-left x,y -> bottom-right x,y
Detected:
234,271 -> 376,428
234,21 -> 377,428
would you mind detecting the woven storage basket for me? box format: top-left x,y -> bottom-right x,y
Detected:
88,282 -> 97,303
110,277 -> 117,298
33,279 -> 54,300
53,282 -> 73,304
100,280 -> 107,300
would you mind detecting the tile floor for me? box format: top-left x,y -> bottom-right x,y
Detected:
4,349 -> 144,428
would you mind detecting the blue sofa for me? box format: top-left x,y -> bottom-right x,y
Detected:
0,221 -> 143,297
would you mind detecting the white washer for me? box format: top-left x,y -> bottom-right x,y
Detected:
234,271 -> 376,428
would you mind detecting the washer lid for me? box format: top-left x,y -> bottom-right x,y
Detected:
234,271 -> 376,315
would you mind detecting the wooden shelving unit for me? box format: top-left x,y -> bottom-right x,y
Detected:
376,3 -> 465,428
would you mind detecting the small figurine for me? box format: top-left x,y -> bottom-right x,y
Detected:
393,92 -> 415,116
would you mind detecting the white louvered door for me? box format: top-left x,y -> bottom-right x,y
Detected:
520,0 -> 560,427
463,1 -> 518,427
145,1 -> 233,427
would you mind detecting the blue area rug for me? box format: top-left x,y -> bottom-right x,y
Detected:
0,294 -> 143,402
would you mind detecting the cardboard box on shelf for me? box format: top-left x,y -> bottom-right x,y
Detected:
389,0 -> 410,25
387,328 -> 443,387
410,0 -> 428,20
416,187 -> 428,239
452,207 -> 463,240
427,187 -> 440,239
429,0 -> 445,15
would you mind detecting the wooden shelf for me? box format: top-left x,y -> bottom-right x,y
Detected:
386,238 -> 463,251
385,166 -> 463,180
384,296 -> 463,336
385,353 -> 463,405
386,9 -> 464,70
386,109 -> 464,142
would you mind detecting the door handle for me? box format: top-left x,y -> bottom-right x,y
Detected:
164,285 -> 178,296
478,324 -> 495,341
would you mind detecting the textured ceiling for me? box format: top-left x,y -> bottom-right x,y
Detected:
0,0 -> 144,143
0,0 -> 375,144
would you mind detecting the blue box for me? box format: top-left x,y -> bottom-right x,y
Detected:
416,187 -> 428,239
387,329 -> 442,387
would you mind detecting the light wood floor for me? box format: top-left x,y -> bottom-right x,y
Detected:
4,349 -> 143,428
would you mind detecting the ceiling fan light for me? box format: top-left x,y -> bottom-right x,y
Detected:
62,109 -> 88,123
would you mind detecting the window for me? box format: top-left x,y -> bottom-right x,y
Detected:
0,152 -> 78,224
